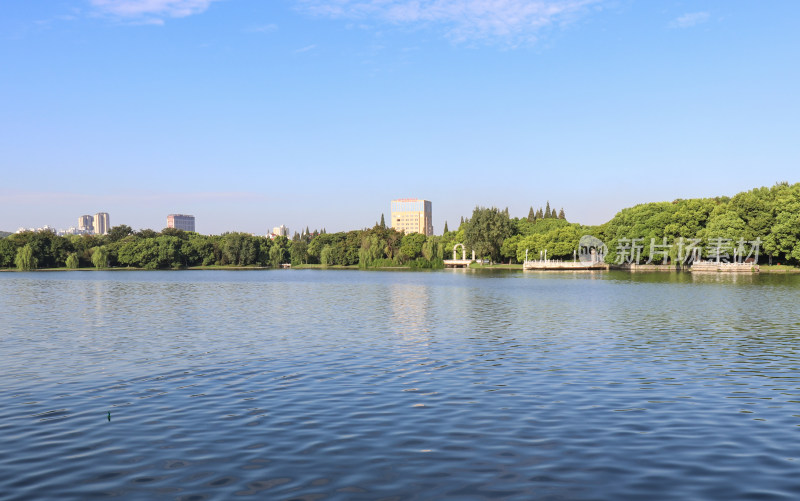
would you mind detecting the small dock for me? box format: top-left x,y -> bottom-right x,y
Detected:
523,260 -> 608,271
443,259 -> 473,268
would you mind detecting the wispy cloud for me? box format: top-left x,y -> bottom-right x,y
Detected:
670,11 -> 709,29
89,0 -> 218,23
294,44 -> 317,53
297,0 -> 603,45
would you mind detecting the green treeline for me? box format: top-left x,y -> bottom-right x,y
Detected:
3,182 -> 800,270
450,206 -> 593,263
447,183 -> 800,265
598,182 -> 800,264
0,225 -> 446,270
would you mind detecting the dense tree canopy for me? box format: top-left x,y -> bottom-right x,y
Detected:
0,224 -> 448,270
598,183 -> 800,264
463,206 -> 513,262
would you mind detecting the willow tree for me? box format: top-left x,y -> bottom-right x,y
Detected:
91,246 -> 109,269
66,253 -> 80,269
15,244 -> 37,271
269,243 -> 287,267
320,245 -> 334,267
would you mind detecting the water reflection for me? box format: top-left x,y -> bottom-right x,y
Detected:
2,270 -> 800,500
389,282 -> 432,344
690,272 -> 757,285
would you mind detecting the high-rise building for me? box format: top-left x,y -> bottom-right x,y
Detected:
167,214 -> 196,232
94,212 -> 110,235
272,225 -> 288,237
78,215 -> 94,234
391,199 -> 433,236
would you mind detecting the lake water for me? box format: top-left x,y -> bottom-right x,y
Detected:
2,269 -> 800,500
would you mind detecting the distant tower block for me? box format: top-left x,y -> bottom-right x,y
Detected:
167,214 -> 196,232
272,225 -> 288,237
78,215 -> 94,234
93,212 -> 110,235
391,199 -> 433,236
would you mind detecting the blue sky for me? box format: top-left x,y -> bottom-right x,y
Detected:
1,0 -> 798,235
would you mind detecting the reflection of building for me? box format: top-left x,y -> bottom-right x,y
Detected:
389,283 -> 431,344
167,214 -> 196,232
78,215 -> 94,234
391,199 -> 433,236
94,212 -> 110,235
272,225 -> 288,237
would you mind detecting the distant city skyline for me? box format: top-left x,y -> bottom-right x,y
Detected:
4,179 -> 797,237
1,1 -> 798,235
15,211 -> 111,236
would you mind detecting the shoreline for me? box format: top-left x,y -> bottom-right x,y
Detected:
3,264 -> 799,274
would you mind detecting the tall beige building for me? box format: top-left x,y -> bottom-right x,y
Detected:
94,212 -> 110,235
78,215 -> 94,234
391,199 -> 433,236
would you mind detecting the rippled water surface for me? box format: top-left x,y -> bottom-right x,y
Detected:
2,269 -> 800,500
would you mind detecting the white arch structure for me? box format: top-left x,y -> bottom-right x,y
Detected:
453,243 -> 466,260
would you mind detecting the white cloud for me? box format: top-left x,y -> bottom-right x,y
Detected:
670,11 -> 709,29
297,0 -> 603,44
89,0 -> 218,22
